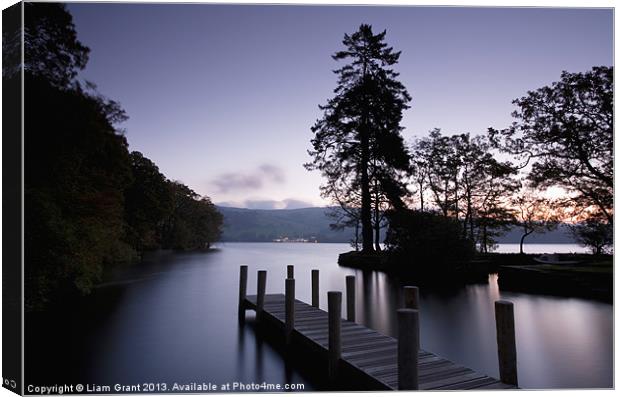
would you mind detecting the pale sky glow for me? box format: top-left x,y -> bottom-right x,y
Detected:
67,3 -> 613,209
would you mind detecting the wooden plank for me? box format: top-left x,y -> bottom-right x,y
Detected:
341,339 -> 395,352
474,381 -> 517,389
421,372 -> 488,389
368,359 -> 455,379
315,333 -> 392,350
437,377 -> 500,390
342,345 -> 397,359
348,353 -> 397,368
376,364 -> 470,385
309,326 -> 373,337
297,322 -> 360,333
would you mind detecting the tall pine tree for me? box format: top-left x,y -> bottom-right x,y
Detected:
306,24 -> 411,252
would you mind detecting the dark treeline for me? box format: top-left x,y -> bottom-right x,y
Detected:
8,3 -> 222,310
308,24 -> 613,265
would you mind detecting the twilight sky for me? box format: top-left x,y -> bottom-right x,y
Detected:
67,3 -> 613,209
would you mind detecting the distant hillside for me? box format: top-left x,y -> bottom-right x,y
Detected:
217,206 -> 577,244
217,206 -> 354,243
496,223 -> 575,244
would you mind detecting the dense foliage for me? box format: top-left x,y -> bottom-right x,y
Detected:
384,209 -> 475,270
411,130 -> 518,253
20,4 -> 222,310
570,218 -> 613,255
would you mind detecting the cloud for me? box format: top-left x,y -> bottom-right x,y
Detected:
216,198 -> 316,210
281,198 -> 314,209
210,163 -> 285,193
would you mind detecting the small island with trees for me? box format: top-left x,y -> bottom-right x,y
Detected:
306,24 -> 612,300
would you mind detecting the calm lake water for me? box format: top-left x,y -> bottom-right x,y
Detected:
496,243 -> 589,254
26,243 -> 612,390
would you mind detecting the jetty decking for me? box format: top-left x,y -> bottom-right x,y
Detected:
242,291 -> 517,391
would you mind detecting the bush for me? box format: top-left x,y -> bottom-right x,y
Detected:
385,209 -> 475,273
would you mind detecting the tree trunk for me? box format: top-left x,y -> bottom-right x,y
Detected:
354,221 -> 360,251
359,63 -> 374,253
418,181 -> 424,211
373,179 -> 381,251
360,127 -> 374,252
374,225 -> 381,251
519,230 -> 533,254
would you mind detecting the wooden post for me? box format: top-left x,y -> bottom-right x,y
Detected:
285,278 -> 295,345
256,270 -> 267,320
287,264 -> 294,279
495,300 -> 518,386
398,308 -> 419,390
403,286 -> 420,349
403,286 -> 420,310
328,291 -> 342,381
238,265 -> 248,319
311,269 -> 319,308
346,275 -> 356,322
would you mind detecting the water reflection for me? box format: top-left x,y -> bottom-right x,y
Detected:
26,243 -> 612,390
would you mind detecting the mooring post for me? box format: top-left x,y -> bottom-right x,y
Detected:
285,277 -> 295,345
495,300 -> 518,386
346,275 -> 356,322
256,270 -> 267,320
397,308 -> 419,390
311,269 -> 319,308
238,265 -> 248,319
404,286 -> 420,310
328,291 -> 342,381
287,264 -> 294,279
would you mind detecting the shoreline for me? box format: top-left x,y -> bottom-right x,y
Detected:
338,250 -> 613,303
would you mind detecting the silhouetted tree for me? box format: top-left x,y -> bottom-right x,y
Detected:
411,130 -> 517,251
21,3 -> 223,310
21,4 -> 133,310
3,3 -> 89,88
307,24 -> 411,252
570,217 -> 612,255
511,192 -> 559,254
489,66 -> 613,223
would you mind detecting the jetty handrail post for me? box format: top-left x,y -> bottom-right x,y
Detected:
287,265 -> 294,279
397,308 -> 419,390
311,269 -> 319,308
238,265 -> 248,319
256,270 -> 267,320
328,291 -> 342,381
345,275 -> 356,322
285,277 -> 295,345
495,300 -> 518,386
404,286 -> 420,310
403,286 -> 420,348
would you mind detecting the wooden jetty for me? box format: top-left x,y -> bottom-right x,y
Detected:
238,265 -> 518,391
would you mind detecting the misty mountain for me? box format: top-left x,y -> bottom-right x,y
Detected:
217,206 -> 577,244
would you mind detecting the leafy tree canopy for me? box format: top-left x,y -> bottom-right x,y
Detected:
489,66 -> 613,223
3,3 -> 90,87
